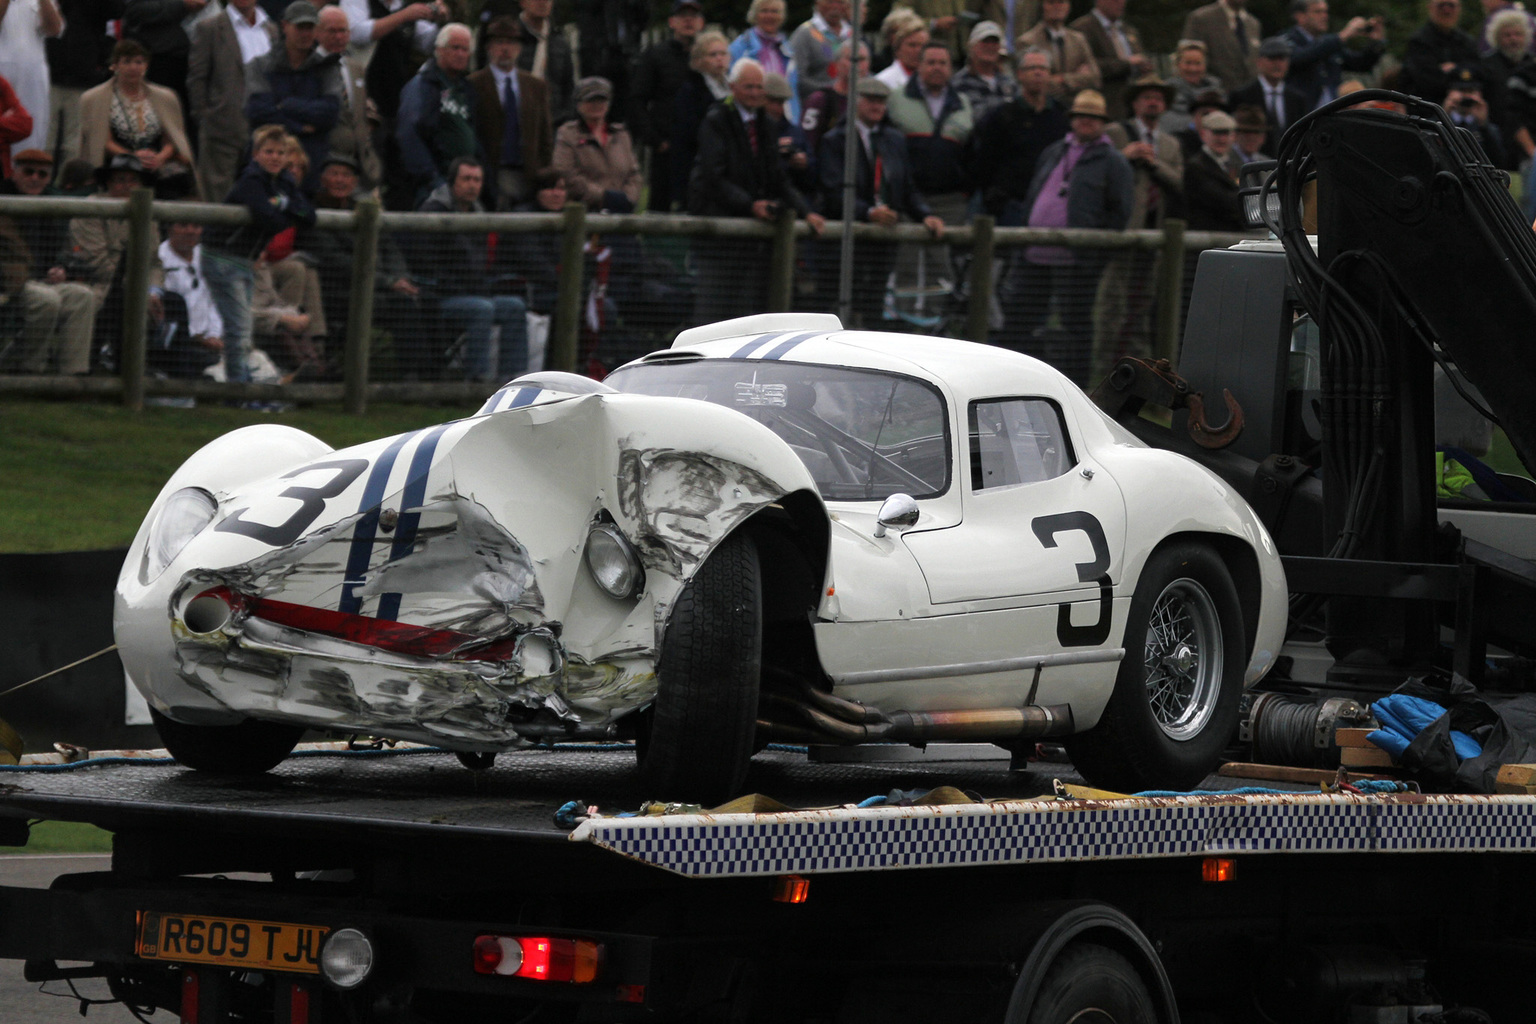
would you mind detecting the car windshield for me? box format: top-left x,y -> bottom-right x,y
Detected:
605,359 -> 951,501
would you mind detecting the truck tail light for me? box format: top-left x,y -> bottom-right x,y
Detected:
1202,857 -> 1237,882
771,874 -> 810,904
472,935 -> 601,983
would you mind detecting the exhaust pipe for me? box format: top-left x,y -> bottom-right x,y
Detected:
758,699 -> 1074,745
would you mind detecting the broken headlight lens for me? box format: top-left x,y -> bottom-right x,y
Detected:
584,523 -> 644,599
145,487 -> 218,580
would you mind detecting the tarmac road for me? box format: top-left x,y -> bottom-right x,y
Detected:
0,855 -> 143,1023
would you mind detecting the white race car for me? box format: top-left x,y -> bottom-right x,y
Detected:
116,314 -> 1287,801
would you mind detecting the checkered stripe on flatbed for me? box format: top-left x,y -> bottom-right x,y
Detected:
569,794 -> 1536,877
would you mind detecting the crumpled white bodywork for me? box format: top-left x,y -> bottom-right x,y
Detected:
114,392 -> 820,748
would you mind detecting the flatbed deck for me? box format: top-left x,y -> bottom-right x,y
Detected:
5,745 -> 1533,879
0,744 -> 1083,843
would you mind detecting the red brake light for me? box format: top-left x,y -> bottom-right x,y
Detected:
518,938 -> 561,980
471,935 -> 601,983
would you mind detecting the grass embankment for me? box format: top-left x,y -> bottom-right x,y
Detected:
1,399 -> 481,553
7,819 -> 114,855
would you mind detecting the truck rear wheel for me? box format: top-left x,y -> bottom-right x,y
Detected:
1066,541 -> 1245,792
150,708 -> 305,774
1024,942 -> 1157,1024
636,530 -> 762,805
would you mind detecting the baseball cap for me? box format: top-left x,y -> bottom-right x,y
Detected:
283,1 -> 319,24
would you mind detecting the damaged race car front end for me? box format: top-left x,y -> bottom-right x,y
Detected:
115,376 -> 824,789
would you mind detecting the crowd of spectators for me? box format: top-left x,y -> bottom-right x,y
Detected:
0,0 -> 1522,386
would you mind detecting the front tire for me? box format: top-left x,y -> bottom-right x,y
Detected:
1065,541 -> 1245,793
150,707 -> 304,774
636,530 -> 762,804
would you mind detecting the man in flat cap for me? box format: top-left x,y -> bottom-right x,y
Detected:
469,15 -> 552,209
763,72 -> 816,193
1229,36 -> 1309,152
1183,109 -> 1248,231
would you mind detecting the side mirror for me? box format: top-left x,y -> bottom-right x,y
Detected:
873,493 -> 919,538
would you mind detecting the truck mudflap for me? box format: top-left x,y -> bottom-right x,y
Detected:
568,790 -> 1536,877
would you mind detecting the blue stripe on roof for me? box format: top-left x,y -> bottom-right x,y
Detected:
730,332 -> 788,358
507,387 -> 542,408
761,332 -> 822,360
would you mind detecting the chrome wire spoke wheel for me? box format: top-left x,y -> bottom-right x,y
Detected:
1142,577 -> 1222,741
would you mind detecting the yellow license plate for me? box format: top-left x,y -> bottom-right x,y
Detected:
136,912 -> 329,974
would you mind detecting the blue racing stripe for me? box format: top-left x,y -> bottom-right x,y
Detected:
375,424 -> 453,622
338,430 -> 420,615
761,332 -> 821,360
507,386 -> 542,408
730,332 -> 787,358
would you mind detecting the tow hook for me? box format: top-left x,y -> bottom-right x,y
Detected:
1090,358 -> 1246,450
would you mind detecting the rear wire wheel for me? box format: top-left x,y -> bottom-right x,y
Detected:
1065,541 -> 1245,792
1024,942 -> 1158,1024
636,530 -> 762,804
149,707 -> 305,774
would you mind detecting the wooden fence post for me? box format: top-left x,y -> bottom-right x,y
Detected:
965,215 -> 995,344
767,207 -> 797,312
343,198 -> 380,415
1155,218 -> 1187,364
119,188 -> 156,411
550,202 -> 587,372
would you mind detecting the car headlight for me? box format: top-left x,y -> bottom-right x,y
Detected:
144,488 -> 218,580
584,523 -> 644,599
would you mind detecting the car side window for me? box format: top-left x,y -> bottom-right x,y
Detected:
969,399 -> 1074,491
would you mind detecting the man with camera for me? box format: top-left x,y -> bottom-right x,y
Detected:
1444,65 -> 1507,165
1283,0 -> 1385,112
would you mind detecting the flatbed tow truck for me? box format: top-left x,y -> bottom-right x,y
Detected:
2,741 -> 1533,1023
6,89 -> 1536,1022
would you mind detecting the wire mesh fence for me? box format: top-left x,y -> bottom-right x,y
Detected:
0,192 -> 1258,409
